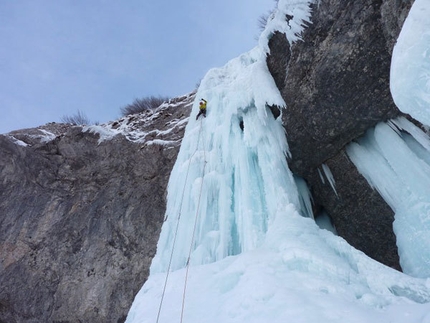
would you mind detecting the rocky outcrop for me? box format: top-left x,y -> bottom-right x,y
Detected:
281,0 -> 408,176
309,153 -> 400,270
0,93 -> 193,323
267,0 -> 413,269
380,0 -> 416,53
266,31 -> 291,92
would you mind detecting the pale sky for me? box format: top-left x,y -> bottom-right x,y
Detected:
0,0 -> 275,134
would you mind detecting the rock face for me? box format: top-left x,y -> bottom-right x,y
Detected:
308,153 -> 400,269
281,0 -> 409,175
267,0 -> 414,269
0,93 -> 193,323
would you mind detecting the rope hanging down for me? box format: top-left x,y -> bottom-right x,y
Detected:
180,118 -> 207,322
156,117 -> 206,323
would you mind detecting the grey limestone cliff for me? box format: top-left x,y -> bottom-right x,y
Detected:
267,0 -> 414,270
0,93 -> 193,323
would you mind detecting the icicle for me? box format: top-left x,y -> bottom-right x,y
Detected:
317,168 -> 325,184
294,176 -> 314,219
347,121 -> 430,278
321,164 -> 338,197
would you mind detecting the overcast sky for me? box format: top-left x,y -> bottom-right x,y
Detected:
0,1 -> 275,134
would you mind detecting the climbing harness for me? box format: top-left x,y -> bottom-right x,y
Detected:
156,116 -> 207,323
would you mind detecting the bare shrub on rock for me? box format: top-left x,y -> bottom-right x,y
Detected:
120,96 -> 170,116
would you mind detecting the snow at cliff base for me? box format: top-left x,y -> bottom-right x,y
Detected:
126,1 -> 430,322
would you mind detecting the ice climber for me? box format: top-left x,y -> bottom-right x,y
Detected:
196,99 -> 207,120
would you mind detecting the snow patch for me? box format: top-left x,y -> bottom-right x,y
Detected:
259,0 -> 314,52
82,124 -> 120,144
37,129 -> 56,142
80,95 -> 192,145
6,135 -> 29,147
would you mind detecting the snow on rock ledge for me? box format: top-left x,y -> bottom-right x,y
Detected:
83,92 -> 194,146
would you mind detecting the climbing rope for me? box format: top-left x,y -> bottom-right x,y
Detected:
180,119 -> 207,323
156,116 -> 206,323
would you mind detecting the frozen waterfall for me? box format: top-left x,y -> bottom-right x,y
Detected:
126,0 -> 430,322
150,46 -> 300,273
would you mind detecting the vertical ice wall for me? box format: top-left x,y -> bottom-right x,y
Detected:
390,0 -> 430,125
347,118 -> 430,277
150,0 -> 314,274
346,0 -> 430,278
150,47 -> 300,273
